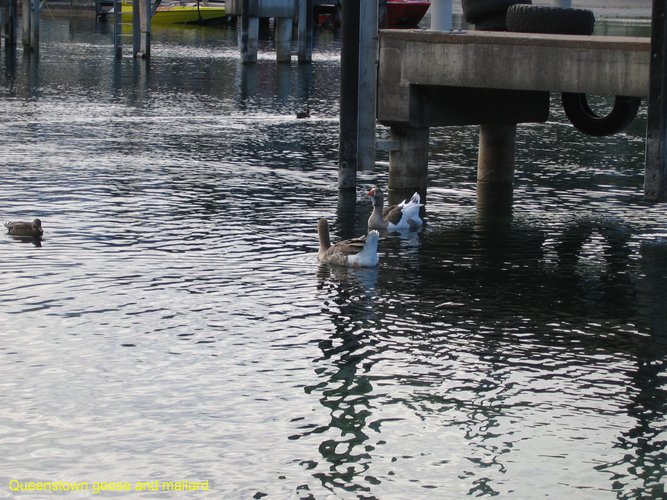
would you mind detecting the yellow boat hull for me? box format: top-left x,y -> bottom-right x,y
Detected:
121,3 -> 227,25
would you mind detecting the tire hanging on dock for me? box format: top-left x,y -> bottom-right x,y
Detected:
560,94 -> 642,137
461,0 -> 531,24
505,4 -> 641,136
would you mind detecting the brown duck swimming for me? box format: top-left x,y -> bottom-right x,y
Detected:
317,218 -> 379,267
5,218 -> 44,238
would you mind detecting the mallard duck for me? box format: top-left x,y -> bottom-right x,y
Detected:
317,218 -> 379,267
367,187 -> 423,231
5,218 -> 43,238
296,108 -> 310,119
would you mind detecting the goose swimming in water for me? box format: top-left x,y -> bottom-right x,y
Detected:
5,218 -> 44,238
367,187 -> 423,231
317,218 -> 379,267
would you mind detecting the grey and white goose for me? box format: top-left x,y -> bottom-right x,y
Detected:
367,187 -> 423,231
317,218 -> 379,267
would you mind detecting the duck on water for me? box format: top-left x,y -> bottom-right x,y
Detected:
5,219 -> 44,239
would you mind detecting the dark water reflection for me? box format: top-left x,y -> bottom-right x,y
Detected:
0,15 -> 665,499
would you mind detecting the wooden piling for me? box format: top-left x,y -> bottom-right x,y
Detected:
645,0 -> 667,201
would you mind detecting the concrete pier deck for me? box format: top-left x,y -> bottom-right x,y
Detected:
377,30 -> 650,127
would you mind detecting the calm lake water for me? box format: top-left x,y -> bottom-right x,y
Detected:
0,13 -> 665,499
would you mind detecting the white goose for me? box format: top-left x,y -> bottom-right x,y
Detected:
317,218 -> 379,267
367,187 -> 423,231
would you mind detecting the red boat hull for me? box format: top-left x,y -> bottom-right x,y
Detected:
387,0 -> 431,28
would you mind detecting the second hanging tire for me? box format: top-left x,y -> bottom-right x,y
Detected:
506,4 -> 595,35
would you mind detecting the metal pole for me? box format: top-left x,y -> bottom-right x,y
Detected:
430,0 -> 452,31
645,0 -> 667,201
297,0 -> 313,62
338,0 -> 360,189
357,0 -> 378,171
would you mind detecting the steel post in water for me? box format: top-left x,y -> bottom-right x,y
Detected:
357,0 -> 378,171
239,3 -> 259,63
476,124 -> 516,213
645,0 -> 667,201
338,0 -> 360,189
30,0 -> 38,52
20,0 -> 29,46
430,0 -> 452,32
388,126 -> 429,204
275,17 -> 292,62
297,0 -> 313,63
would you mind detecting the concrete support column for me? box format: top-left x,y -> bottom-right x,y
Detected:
297,0 -> 313,63
239,13 -> 259,63
476,124 -> 516,213
645,0 -> 667,201
388,126 -> 429,204
430,0 -> 452,31
275,17 -> 292,62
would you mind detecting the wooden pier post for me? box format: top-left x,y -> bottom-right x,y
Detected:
388,126 -> 429,204
645,0 -> 667,201
476,124 -> 516,213
275,17 -> 292,63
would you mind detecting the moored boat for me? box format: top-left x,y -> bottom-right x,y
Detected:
115,1 -> 228,25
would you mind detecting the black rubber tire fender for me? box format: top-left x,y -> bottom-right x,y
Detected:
561,93 -> 641,137
506,5 -> 595,35
474,11 -> 507,31
461,0 -> 531,24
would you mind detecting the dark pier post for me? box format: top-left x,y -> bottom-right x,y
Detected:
476,124 -> 516,213
387,127 -> 429,205
1,0 -> 18,47
21,0 -> 38,51
297,0 -> 313,63
132,0 -> 151,58
338,0 -> 378,188
645,0 -> 667,201
338,0 -> 360,189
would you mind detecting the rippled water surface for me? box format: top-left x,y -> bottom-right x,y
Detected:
0,15 -> 666,499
